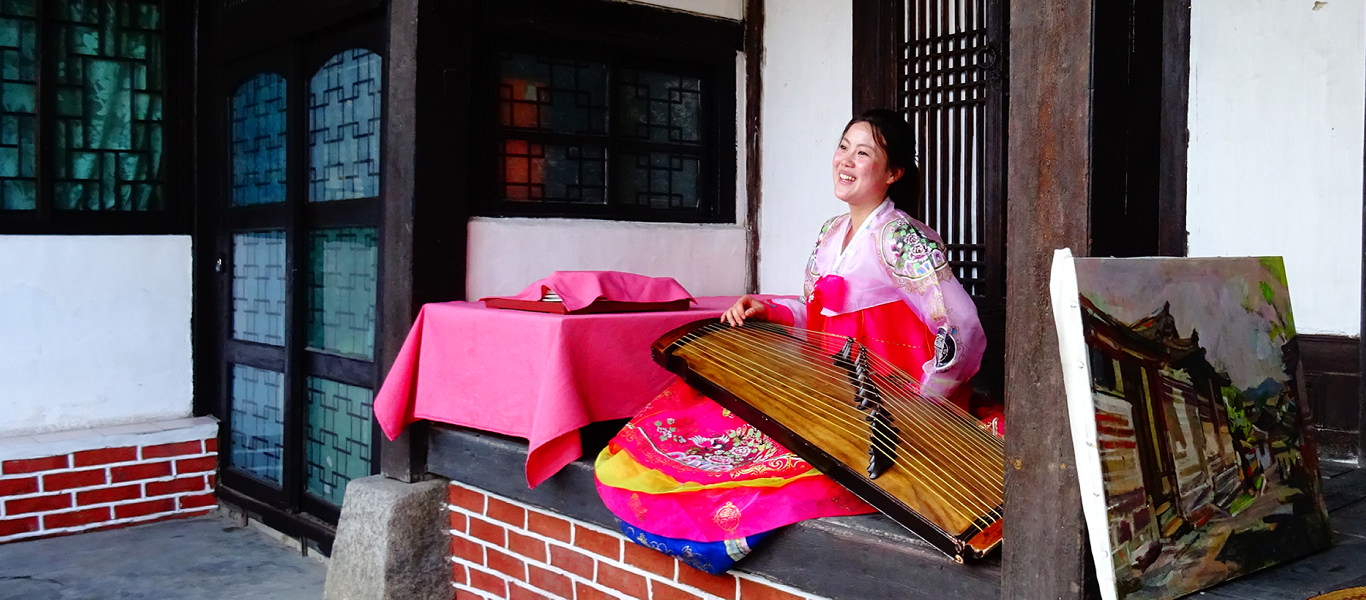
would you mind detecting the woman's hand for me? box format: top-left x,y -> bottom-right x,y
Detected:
721,295 -> 768,327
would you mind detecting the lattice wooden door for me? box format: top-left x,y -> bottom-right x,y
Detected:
899,0 -> 1007,394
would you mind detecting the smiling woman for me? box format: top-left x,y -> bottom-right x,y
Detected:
594,109 -> 996,574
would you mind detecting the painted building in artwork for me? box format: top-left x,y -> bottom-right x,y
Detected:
1081,296 -> 1246,573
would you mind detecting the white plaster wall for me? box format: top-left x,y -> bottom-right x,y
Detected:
0,236 -> 194,436
756,0 -> 853,295
465,0 -> 749,301
466,218 -> 746,299
1188,1 -> 1365,335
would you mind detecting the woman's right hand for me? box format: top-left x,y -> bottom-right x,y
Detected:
721,294 -> 768,327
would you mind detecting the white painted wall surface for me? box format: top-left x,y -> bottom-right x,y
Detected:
1188,1 -> 1365,335
0,236 -> 193,436
466,218 -> 746,299
465,0 -> 750,301
756,0 -> 853,295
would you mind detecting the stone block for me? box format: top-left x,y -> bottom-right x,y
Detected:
324,475 -> 450,600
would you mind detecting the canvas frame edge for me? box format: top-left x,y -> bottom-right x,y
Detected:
1050,247 -> 1121,600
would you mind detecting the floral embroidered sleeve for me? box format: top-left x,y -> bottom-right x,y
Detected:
877,217 -> 985,400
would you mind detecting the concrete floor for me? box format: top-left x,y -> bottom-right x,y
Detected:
0,513 -> 326,600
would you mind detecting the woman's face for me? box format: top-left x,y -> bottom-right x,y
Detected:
831,121 -> 900,207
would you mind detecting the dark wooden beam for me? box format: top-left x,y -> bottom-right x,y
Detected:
851,0 -> 902,114
744,0 -> 763,294
1002,3 -> 1093,598
1157,0 -> 1191,257
377,0 -> 424,482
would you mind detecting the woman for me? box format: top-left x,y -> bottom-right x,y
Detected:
594,109 -> 988,574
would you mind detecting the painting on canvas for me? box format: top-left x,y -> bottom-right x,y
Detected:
1050,251 -> 1332,600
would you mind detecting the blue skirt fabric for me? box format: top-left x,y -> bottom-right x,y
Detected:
616,519 -> 776,575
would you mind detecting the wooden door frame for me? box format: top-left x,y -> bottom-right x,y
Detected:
194,0 -> 393,544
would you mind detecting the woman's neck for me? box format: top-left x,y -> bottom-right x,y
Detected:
842,199 -> 883,250
847,199 -> 883,231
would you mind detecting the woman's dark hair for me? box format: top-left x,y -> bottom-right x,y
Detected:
841,108 -> 919,208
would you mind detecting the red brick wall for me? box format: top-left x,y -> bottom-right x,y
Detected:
0,437 -> 217,543
446,483 -> 825,600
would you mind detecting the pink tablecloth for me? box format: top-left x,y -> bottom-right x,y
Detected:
374,296 -> 734,487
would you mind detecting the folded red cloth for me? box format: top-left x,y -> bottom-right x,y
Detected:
482,271 -> 694,312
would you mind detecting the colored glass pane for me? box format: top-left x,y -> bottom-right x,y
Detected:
306,227 -> 377,359
231,73 -> 288,206
615,68 -> 702,145
0,1 -> 36,209
51,0 -> 163,211
308,48 -> 382,202
304,376 -> 374,506
229,364 -> 285,485
232,230 -> 287,346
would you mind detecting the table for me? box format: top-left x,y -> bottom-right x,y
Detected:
373,296 -> 734,487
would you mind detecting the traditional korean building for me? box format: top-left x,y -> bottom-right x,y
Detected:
1081,295 -> 1248,575
1,1 -> 1363,598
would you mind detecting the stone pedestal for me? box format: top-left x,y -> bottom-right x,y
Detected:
324,475 -> 449,600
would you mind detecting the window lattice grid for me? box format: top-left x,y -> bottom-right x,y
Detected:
230,72 -> 288,206
308,48 -> 382,203
612,150 -> 700,210
231,230 -> 287,346
306,227 -> 378,360
501,140 -> 606,204
614,67 -> 702,145
229,364 -> 286,485
900,0 -> 988,298
0,1 -> 38,210
304,376 -> 374,507
51,0 -> 164,211
496,52 -> 711,211
498,53 -> 607,135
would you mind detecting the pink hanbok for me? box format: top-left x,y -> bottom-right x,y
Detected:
595,200 -> 987,570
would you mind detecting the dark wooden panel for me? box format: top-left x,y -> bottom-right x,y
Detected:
213,0 -> 385,62
851,0 -> 901,113
744,0 -> 763,294
1301,334 -> 1363,467
1090,0 -> 1163,259
1157,0 -> 1191,257
1002,3 -> 1095,599
1301,334 -> 1361,374
1313,374 -> 1361,429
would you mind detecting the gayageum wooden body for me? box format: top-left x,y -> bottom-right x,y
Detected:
652,319 -> 1005,562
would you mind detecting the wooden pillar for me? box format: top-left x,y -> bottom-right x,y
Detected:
744,0 -> 764,295
378,0 -> 429,482
1001,3 -> 1093,598
379,0 -> 473,482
